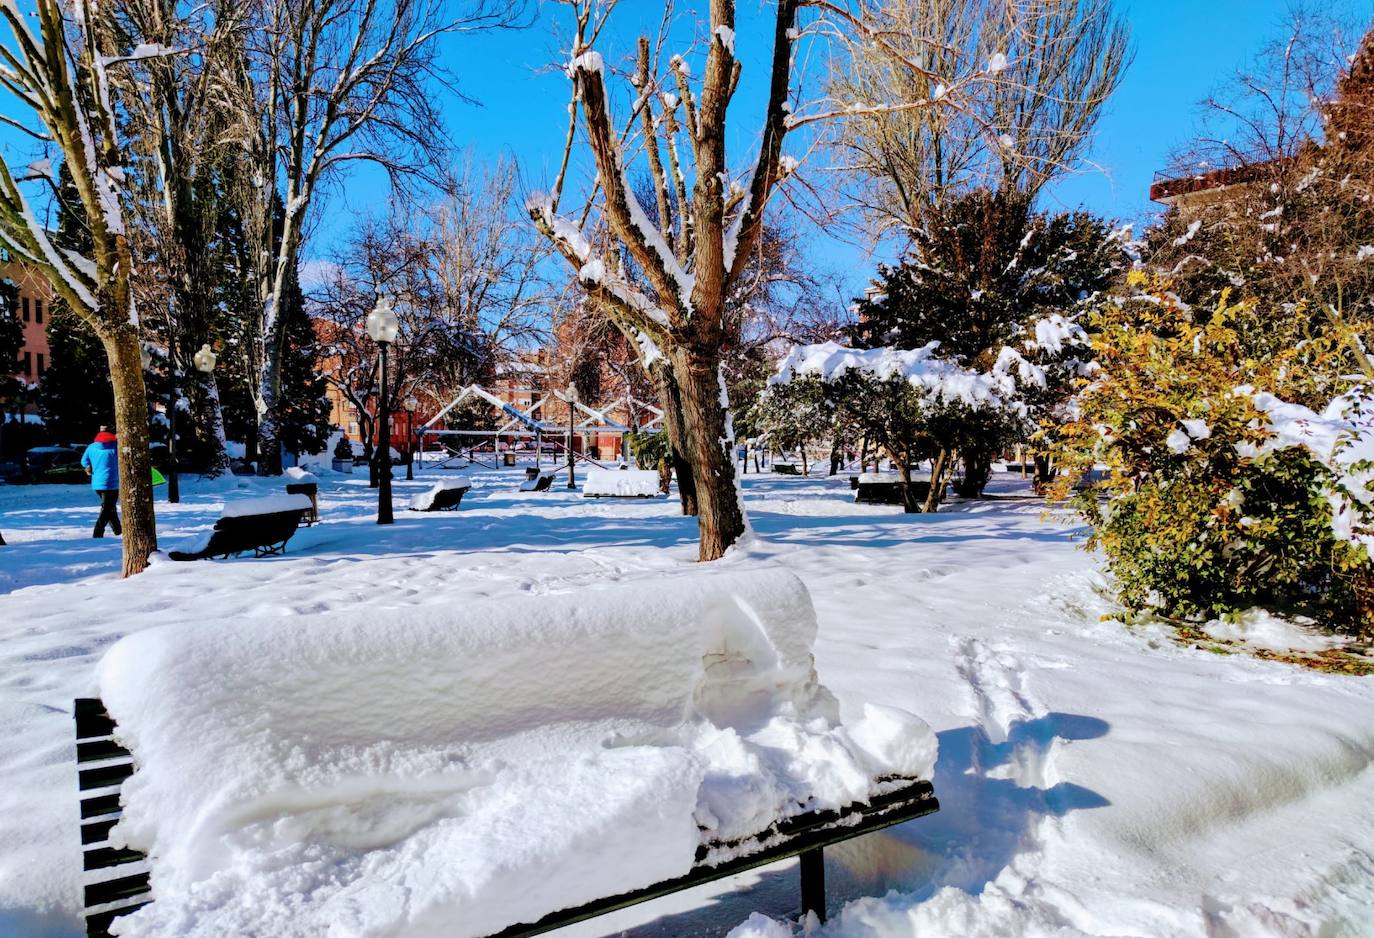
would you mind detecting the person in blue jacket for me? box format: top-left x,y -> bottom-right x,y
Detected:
81,426 -> 122,538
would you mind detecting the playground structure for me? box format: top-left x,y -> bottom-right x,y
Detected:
415,385 -> 664,471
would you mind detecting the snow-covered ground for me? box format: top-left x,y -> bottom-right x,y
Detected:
1,464 -> 1372,937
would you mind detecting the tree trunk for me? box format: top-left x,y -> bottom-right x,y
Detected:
196,371 -> 230,477
828,437 -> 842,476
653,362 -> 698,517
924,448 -> 950,514
891,449 -> 921,513
104,329 -> 158,576
1033,453 -> 1054,492
671,350 -> 746,561
957,451 -> 993,498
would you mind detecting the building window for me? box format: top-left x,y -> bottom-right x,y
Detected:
37,353 -> 45,375
21,297 -> 29,322
22,351 -> 31,375
34,300 -> 42,324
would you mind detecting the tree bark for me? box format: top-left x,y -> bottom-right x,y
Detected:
671,349 -> 745,561
653,362 -> 698,516
895,454 -> 920,514
104,329 -> 158,576
924,447 -> 950,514
199,372 -> 231,477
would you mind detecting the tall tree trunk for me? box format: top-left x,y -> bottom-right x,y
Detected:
924,448 -> 951,514
671,349 -> 746,561
653,361 -> 698,517
199,372 -> 231,477
895,453 -> 920,514
829,437 -> 842,476
104,329 -> 157,576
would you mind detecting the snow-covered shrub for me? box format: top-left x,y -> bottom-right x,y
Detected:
769,341 -> 1024,511
747,376 -> 835,475
1056,280 -> 1374,634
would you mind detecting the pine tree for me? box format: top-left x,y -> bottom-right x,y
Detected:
35,165 -> 115,443
852,189 -> 1126,496
271,262 -> 332,460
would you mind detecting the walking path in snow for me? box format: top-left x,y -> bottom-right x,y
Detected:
1,467 -> 1371,937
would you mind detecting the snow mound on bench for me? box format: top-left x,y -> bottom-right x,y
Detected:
582,468 -> 661,497
409,476 -> 473,510
96,568 -> 936,938
283,466 -> 318,484
218,493 -> 313,518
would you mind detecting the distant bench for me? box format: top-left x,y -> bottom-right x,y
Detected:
772,462 -> 802,475
520,470 -> 557,493
167,495 -> 312,561
853,473 -> 932,507
581,468 -> 662,498
409,477 -> 472,512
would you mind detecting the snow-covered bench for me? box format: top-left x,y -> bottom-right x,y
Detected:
409,477 -> 472,512
78,569 -> 939,938
283,467 -> 319,525
772,461 -> 802,475
581,467 -> 661,498
166,494 -> 313,561
519,470 -> 557,493
854,473 -> 931,506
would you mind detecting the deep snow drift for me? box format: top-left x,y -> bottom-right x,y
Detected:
96,569 -> 933,937
1,465 -> 1372,937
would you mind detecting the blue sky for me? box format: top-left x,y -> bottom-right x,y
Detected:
3,0 -> 1372,298
320,0 -> 1374,296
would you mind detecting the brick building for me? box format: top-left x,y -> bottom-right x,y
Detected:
1,252 -> 54,404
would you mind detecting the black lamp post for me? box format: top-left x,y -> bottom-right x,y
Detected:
366,296 -> 399,525
565,383 -> 578,490
404,394 -> 418,480
191,343 -> 217,492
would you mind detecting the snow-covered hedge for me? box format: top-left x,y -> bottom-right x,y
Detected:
95,569 -> 936,937
1056,282 -> 1374,631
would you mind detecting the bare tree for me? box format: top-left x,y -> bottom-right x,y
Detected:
423,160 -> 552,391
114,0 -> 246,478
827,0 -> 1129,237
224,0 -> 524,473
528,0 -> 987,558
0,0 -> 158,575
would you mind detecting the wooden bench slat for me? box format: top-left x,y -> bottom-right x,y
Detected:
85,901 -> 152,938
84,872 -> 151,908
81,818 -> 119,846
84,845 -> 147,872
74,699 -> 117,739
80,793 -> 122,820
77,739 -> 130,764
79,762 -> 134,791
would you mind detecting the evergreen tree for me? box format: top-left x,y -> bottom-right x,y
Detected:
851,189 -> 1126,495
271,262 -> 332,459
35,165 -> 115,443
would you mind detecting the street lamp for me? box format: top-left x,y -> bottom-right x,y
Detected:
365,296 -> 399,525
193,343 -> 217,374
403,394 -> 418,480
565,383 -> 578,490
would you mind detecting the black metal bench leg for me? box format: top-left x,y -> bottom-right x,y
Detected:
799,846 -> 825,922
